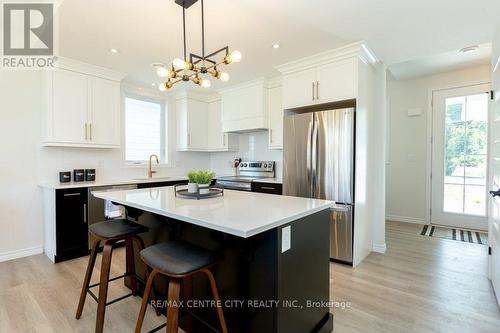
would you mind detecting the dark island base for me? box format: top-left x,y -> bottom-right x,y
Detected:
123,207 -> 333,333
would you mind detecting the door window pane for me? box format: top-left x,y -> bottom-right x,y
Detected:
464,185 -> 486,216
466,94 -> 488,121
444,155 -> 464,184
464,155 -> 487,185
445,123 -> 466,159
443,184 -> 464,214
445,97 -> 465,122
443,93 -> 488,216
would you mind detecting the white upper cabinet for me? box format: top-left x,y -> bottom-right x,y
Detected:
281,68 -> 316,109
41,58 -> 125,148
49,70 -> 88,144
277,43 -> 374,109
89,77 -> 121,146
176,96 -> 208,151
315,58 -> 357,104
267,84 -> 283,149
207,100 -> 238,151
220,79 -> 268,132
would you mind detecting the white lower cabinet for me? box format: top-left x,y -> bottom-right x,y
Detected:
267,85 -> 283,149
207,100 -> 238,151
42,62 -> 123,148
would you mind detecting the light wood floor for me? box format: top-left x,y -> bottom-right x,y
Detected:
330,221 -> 500,333
1,221 -> 499,333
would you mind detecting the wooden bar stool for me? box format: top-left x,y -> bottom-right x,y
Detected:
75,219 -> 153,333
135,240 -> 228,333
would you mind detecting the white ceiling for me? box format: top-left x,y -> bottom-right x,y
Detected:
58,0 -> 500,88
389,43 -> 492,80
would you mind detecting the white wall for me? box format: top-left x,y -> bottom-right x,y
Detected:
0,72 -> 209,261
386,65 -> 491,223
210,132 -> 283,177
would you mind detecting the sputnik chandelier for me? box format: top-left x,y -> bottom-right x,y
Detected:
154,0 -> 242,91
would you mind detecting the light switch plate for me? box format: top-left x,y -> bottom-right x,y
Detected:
407,108 -> 423,117
281,226 -> 291,253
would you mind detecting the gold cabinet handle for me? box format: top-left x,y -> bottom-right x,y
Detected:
89,123 -> 92,141
312,82 -> 315,100
187,133 -> 191,146
270,129 -> 273,143
316,81 -> 319,100
85,123 -> 88,140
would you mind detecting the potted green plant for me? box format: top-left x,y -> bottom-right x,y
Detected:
197,170 -> 216,194
187,171 -> 199,193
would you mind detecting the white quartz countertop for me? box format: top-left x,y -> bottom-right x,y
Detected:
93,187 -> 333,238
39,177 -> 188,189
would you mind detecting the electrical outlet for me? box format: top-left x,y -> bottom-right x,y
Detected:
281,226 -> 291,253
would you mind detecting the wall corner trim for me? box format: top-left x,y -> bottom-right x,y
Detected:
372,243 -> 387,253
0,246 -> 44,263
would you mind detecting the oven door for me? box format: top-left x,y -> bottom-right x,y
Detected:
216,180 -> 252,191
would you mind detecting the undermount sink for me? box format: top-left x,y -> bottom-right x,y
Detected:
133,177 -> 174,181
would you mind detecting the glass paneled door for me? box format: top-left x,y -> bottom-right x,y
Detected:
431,84 -> 490,230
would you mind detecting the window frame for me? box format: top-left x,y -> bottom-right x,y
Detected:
122,92 -> 170,167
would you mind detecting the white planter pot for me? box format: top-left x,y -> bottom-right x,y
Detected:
199,183 -> 210,195
187,182 -> 199,193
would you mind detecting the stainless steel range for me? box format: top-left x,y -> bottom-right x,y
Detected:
216,161 -> 275,191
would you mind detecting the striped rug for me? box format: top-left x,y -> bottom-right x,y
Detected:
420,225 -> 488,245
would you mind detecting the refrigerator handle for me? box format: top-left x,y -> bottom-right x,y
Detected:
311,119 -> 318,197
307,121 -> 313,194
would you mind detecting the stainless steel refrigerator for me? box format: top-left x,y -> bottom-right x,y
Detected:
283,108 -> 355,263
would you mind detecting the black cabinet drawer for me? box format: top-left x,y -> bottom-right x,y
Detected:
137,180 -> 188,189
55,188 -> 89,262
253,182 -> 283,195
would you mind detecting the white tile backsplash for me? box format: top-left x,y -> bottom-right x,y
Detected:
210,131 -> 283,178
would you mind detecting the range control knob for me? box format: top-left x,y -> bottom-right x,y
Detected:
263,163 -> 267,168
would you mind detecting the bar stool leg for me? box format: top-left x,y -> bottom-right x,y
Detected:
125,238 -> 138,295
135,269 -> 158,333
202,268 -> 228,333
182,277 -> 194,332
133,236 -> 161,316
95,240 -> 114,333
76,238 -> 100,319
166,279 -> 181,333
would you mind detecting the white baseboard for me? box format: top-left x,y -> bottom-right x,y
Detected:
0,246 -> 44,263
372,243 -> 387,253
386,214 -> 427,225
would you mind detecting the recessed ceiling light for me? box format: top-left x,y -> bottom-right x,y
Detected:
110,48 -> 119,54
272,43 -> 280,49
151,83 -> 156,87
459,45 -> 478,54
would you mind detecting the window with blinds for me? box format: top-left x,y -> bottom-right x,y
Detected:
124,97 -> 167,163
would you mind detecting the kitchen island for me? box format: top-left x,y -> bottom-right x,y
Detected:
93,186 -> 334,333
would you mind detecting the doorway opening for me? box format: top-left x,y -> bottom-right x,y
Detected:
431,83 -> 490,230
